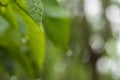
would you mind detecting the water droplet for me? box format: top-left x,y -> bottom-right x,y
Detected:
54,61 -> 66,73
40,26 -> 44,32
21,37 -> 28,43
10,76 -> 17,80
66,50 -> 73,57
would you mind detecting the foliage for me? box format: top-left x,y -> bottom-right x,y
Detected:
0,0 -> 70,79
0,0 -> 120,80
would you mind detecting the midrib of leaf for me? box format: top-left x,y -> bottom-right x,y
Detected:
13,3 -> 45,67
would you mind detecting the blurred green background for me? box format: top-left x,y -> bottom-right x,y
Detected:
0,0 -> 120,80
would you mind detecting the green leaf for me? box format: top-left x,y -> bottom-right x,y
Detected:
25,0 -> 43,25
16,0 -> 43,26
42,0 -> 70,49
0,0 -> 45,78
14,4 -> 45,67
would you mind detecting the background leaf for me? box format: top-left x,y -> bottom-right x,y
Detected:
42,0 -> 70,49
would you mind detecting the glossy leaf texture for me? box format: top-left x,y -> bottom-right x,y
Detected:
15,0 -> 43,26
0,0 -> 45,79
